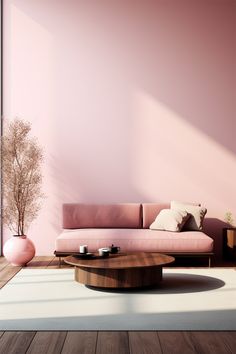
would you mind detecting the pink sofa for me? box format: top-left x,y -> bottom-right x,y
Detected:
55,203 -> 214,265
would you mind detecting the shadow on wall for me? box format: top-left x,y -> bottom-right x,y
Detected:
128,0 -> 236,154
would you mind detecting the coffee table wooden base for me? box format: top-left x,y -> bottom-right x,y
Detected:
65,253 -> 175,289
75,265 -> 162,288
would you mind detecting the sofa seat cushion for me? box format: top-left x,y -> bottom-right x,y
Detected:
55,229 -> 213,253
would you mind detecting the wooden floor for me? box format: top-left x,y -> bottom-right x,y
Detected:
0,256 -> 236,354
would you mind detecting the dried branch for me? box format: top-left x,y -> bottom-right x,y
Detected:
1,118 -> 44,235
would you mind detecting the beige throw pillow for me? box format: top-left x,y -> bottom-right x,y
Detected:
171,201 -> 207,231
149,209 -> 190,232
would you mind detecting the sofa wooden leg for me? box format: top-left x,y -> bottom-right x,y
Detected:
208,256 -> 211,268
59,257 -> 62,268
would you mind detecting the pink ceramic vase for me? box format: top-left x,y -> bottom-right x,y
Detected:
3,235 -> 36,266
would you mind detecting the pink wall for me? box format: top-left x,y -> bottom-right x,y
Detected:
3,0 -> 236,254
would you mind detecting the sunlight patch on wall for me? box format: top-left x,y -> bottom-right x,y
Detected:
3,4 -> 55,254
4,3 -> 54,146
131,90 -> 236,217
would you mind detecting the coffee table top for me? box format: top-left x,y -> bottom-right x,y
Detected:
65,252 -> 175,269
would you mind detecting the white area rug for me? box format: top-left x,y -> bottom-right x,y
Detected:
0,268 -> 235,330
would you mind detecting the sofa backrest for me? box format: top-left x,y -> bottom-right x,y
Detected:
63,203 -> 142,229
142,203 -> 169,228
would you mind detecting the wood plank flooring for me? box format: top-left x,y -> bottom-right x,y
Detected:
0,255 -> 235,354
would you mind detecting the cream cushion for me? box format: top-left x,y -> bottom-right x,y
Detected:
171,201 -> 207,231
149,209 -> 190,232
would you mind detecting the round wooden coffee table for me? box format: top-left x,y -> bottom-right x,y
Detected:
65,252 -> 175,288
